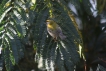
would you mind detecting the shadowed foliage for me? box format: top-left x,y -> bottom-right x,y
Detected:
0,0 -> 106,71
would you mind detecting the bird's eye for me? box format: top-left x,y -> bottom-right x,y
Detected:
50,22 -> 53,25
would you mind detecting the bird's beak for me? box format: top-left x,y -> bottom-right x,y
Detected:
46,20 -> 49,25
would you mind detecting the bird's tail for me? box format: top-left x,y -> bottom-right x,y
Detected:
59,33 -> 66,40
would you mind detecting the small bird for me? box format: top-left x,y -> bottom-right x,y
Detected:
46,20 -> 66,40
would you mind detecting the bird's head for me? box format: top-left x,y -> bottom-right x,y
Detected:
46,20 -> 54,25
46,20 -> 57,29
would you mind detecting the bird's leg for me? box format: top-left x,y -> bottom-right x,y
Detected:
53,37 -> 58,42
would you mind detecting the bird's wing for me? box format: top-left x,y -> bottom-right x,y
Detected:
56,25 -> 66,40
56,25 -> 62,33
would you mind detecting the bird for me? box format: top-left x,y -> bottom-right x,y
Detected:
46,19 -> 66,40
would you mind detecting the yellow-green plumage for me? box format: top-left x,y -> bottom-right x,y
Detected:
46,20 -> 66,40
